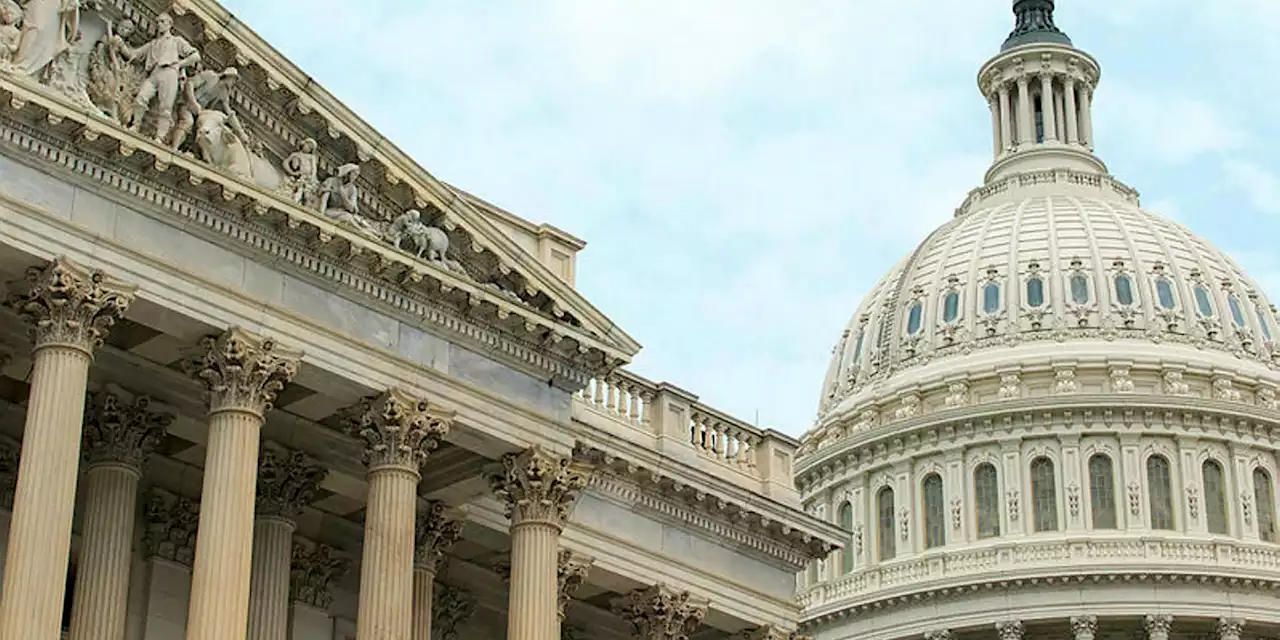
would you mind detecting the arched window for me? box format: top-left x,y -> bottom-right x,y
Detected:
1254,468 -> 1276,543
1156,279 -> 1177,310
1088,454 -> 1117,529
1203,460 -> 1228,535
906,301 -> 923,336
1257,307 -> 1274,341
1026,277 -> 1046,308
943,291 -> 960,323
1194,285 -> 1215,317
852,328 -> 865,362
922,474 -> 945,549
1115,274 -> 1136,306
1147,455 -> 1175,530
838,502 -> 855,573
1031,457 -> 1058,532
982,283 -> 1001,314
1229,295 -> 1247,328
877,487 -> 896,561
974,463 -> 1001,539
1070,274 -> 1090,305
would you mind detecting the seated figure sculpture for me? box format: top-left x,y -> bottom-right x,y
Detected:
319,164 -> 380,238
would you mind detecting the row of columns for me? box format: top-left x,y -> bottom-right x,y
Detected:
988,71 -> 1094,155
927,615 -> 1245,640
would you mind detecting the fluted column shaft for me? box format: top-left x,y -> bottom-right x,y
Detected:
1038,74 -> 1057,142
357,467 -> 419,640
247,516 -> 295,640
411,566 -> 435,640
187,408 -> 263,640
1064,78 -> 1079,144
508,521 -> 560,640
1079,85 -> 1094,149
1016,77 -> 1033,144
68,463 -> 142,640
998,84 -> 1013,150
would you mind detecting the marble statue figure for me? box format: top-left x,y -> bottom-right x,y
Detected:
385,210 -> 449,261
0,0 -> 20,66
86,18 -> 142,121
169,66 -> 243,150
8,0 -> 80,78
320,164 -> 379,238
282,138 -> 321,208
192,108 -> 283,191
112,13 -> 200,142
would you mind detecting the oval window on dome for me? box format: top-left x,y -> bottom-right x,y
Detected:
943,291 -> 960,323
1229,295 -> 1246,328
982,283 -> 1001,314
1114,274 -> 1135,306
1026,277 -> 1045,308
906,301 -> 923,335
1156,279 -> 1176,310
1194,286 -> 1215,317
1070,275 -> 1090,305
1258,308 -> 1274,341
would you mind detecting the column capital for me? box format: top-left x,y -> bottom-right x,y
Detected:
344,388 -> 451,473
414,500 -> 463,573
995,620 -> 1024,640
1070,615 -> 1097,640
289,542 -> 351,610
183,327 -> 302,417
732,625 -> 810,640
1144,615 -> 1173,640
611,584 -> 708,640
256,443 -> 327,521
0,437 -> 17,511
557,550 -> 593,620
923,631 -> 953,640
82,387 -> 172,470
5,257 -> 136,353
433,583 -> 476,640
142,489 -> 200,566
1217,618 -> 1245,640
488,446 -> 592,528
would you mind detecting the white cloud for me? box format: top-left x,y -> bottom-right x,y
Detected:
1224,161 -> 1280,216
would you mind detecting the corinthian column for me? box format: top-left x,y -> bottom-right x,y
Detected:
556,550 -> 592,625
490,447 -> 592,640
0,258 -> 136,640
1217,618 -> 1244,640
1070,615 -> 1097,640
433,583 -> 476,640
69,388 -> 171,640
732,626 -> 811,640
346,389 -> 451,640
289,542 -> 351,614
995,620 -> 1024,640
1144,615 -> 1172,640
611,584 -> 708,640
412,500 -> 463,640
182,328 -> 302,640
248,444 -> 327,640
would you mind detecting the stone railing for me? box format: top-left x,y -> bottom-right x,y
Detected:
954,168 -> 1140,217
799,534 -> 1280,614
574,369 -> 799,505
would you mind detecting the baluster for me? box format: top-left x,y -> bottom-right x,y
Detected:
627,386 -> 640,424
619,383 -> 633,422
606,378 -> 619,415
592,378 -> 605,408
640,391 -> 654,427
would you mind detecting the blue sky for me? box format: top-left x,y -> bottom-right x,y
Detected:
220,0 -> 1280,435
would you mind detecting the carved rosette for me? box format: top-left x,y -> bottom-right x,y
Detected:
557,550 -> 594,620
143,490 -> 200,566
82,388 -> 172,470
5,258 -> 136,352
0,437 -> 19,511
344,388 -> 451,473
995,620 -> 1024,640
414,499 -> 463,572
488,446 -> 593,528
433,583 -> 476,640
1144,615 -> 1173,640
733,626 -> 811,640
611,584 -> 708,640
290,542 -> 351,609
256,443 -> 327,521
183,327 -> 301,417
1070,615 -> 1097,640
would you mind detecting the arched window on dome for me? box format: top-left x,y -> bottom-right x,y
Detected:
974,463 -> 1001,539
1114,274 -> 1136,307
1030,457 -> 1058,532
1228,295 -> 1247,328
852,328 -> 866,363
1254,468 -> 1276,543
1088,454 -> 1117,529
1203,460 -> 1228,535
1155,278 -> 1177,310
1194,285 -> 1215,318
1069,274 -> 1090,305
1025,276 -> 1046,308
982,283 -> 1001,315
922,474 -> 945,549
838,501 -> 855,573
1147,455 -> 1175,530
1258,307 -> 1275,341
906,301 -> 923,336
877,487 -> 896,561
942,291 -> 960,323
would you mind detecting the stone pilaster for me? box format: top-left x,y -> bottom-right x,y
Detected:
183,327 -> 302,640
0,258 -> 135,640
1144,615 -> 1173,640
248,444 -> 327,640
556,550 -> 593,621
1070,615 -> 1097,640
1217,618 -> 1244,640
490,447 -> 592,640
289,542 -> 351,611
995,620 -> 1024,640
412,500 -> 463,640
346,388 -> 451,640
611,584 -> 708,640
69,388 -> 171,640
433,583 -> 476,640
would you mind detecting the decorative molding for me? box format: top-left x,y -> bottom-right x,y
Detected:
142,489 -> 199,566
611,584 -> 708,640
289,541 -> 351,609
5,256 -> 136,351
182,327 -> 301,417
489,446 -> 592,528
414,499 -> 463,573
343,387 -> 452,473
255,443 -> 327,520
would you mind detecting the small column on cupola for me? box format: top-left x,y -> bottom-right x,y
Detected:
977,0 -> 1109,182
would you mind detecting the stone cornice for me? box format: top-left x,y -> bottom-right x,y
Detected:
0,79 -> 623,388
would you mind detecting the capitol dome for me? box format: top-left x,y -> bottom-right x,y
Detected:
796,3 -> 1280,640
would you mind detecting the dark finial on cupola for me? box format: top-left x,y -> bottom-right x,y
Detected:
1001,0 -> 1073,51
